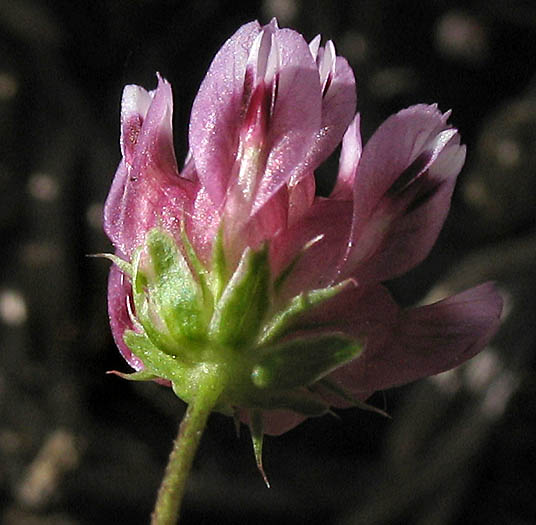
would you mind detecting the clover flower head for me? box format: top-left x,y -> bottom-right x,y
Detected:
103,19 -> 502,475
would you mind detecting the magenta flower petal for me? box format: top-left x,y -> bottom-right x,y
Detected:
330,282 -> 503,395
301,283 -> 400,339
270,198 -> 353,300
342,104 -> 465,282
240,409 -> 307,436
288,284 -> 398,408
182,185 -> 221,264
307,38 -> 357,170
250,27 -> 322,212
188,21 -> 261,207
103,161 -> 129,247
104,76 -> 195,257
189,20 -> 322,217
332,113 -> 361,200
244,186 -> 289,249
119,84 -> 153,163
107,264 -> 144,371
234,169 -> 316,256
226,170 -> 317,261
287,172 -> 316,225
353,104 -> 449,217
131,75 -> 179,177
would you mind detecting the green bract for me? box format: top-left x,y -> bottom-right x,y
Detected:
117,226 -> 362,418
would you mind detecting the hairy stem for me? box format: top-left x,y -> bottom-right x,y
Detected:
151,369 -> 224,524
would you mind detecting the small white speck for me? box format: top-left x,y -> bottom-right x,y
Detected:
435,11 -> 489,64
496,139 -> 521,168
27,173 -> 60,201
430,369 -> 461,396
262,0 -> 298,25
16,429 -> 79,508
481,371 -> 517,419
464,348 -> 500,393
86,202 -> 104,229
0,289 -> 28,325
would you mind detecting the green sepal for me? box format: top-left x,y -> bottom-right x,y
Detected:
91,253 -> 132,276
252,333 -> 362,391
209,245 -> 271,348
180,222 -> 212,312
106,369 -> 157,381
145,229 -> 206,343
123,330 -> 190,383
259,279 -> 353,345
318,378 -> 391,419
131,247 -> 181,356
210,226 -> 227,302
250,410 -> 270,487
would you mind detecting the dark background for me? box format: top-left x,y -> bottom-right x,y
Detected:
1,1 -> 535,524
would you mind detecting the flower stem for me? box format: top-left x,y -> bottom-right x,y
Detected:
151,369 -> 224,525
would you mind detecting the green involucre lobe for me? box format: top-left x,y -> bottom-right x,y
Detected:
118,227 -> 362,416
251,334 -> 362,390
209,245 -> 270,347
145,229 -> 206,342
258,278 -> 355,345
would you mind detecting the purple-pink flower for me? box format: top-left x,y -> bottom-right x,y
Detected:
104,19 -> 502,438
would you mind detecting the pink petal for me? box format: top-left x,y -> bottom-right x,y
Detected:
223,170 -> 316,265
245,26 -> 323,214
244,186 -> 289,248
189,21 -> 323,216
331,113 -> 361,200
352,105 -> 449,218
270,198 -> 353,301
119,84 -> 153,163
240,409 -> 307,436
342,105 -> 465,282
130,75 -> 180,188
306,43 -> 357,171
291,284 -> 399,408
180,149 -> 198,182
189,21 -> 261,207
183,185 -> 221,265
103,160 -> 129,248
300,283 -> 400,339
107,264 -> 144,371
219,185 -> 289,268
235,168 -> 317,249
356,137 -> 465,283
331,282 -> 503,395
287,171 -> 316,225
104,76 -> 195,257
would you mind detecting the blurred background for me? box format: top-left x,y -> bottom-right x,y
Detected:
1,1 -> 535,523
